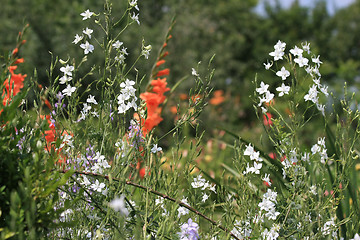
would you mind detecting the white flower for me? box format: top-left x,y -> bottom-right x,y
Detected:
294,55 -> 309,67
258,91 -> 274,106
312,55 -> 322,66
155,197 -> 164,206
202,193 -> 209,202
82,103 -> 92,114
191,68 -> 199,76
274,40 -> 286,50
311,144 -> 321,155
302,41 -> 311,54
263,61 -> 273,70
80,9 -> 94,20
191,175 -> 206,188
72,34 -> 83,44
130,12 -> 140,25
87,95 -> 98,104
313,77 -> 321,86
276,66 -> 290,80
115,54 -> 126,64
109,195 -> 129,216
310,185 -> 317,195
120,79 -> 135,88
256,81 -> 269,95
244,162 -> 262,175
351,233 -> 360,240
290,45 -> 303,57
151,144 -> 162,153
60,64 -> 74,76
83,28 -> 93,39
252,162 -> 262,174
112,40 -> 123,49
276,83 -> 290,96
304,84 -> 319,103
177,206 -> 189,218
244,144 -> 261,161
318,137 -> 326,147
269,48 -> 284,61
80,41 -> 94,54
177,198 -> 190,217
142,45 -> 152,59
62,85 -> 76,96
91,179 -> 106,192
121,47 -> 128,55
59,75 -> 72,85
129,0 -> 139,11
80,175 -> 91,187
320,85 -> 328,96
262,173 -> 271,186
321,218 -> 336,236
269,40 -> 286,61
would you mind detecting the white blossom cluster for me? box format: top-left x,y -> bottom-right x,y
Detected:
88,152 -> 111,174
261,40 -> 328,115
113,40 -> 128,64
311,137 -> 328,164
60,64 -> 77,97
320,217 -> 337,237
155,197 -> 168,216
117,79 -> 138,114
129,0 -> 140,25
261,224 -> 280,240
177,198 -> 190,218
72,10 -> 95,55
243,144 -> 263,175
78,95 -> 99,121
231,220 -> 252,239
191,174 -> 216,202
258,189 -> 280,221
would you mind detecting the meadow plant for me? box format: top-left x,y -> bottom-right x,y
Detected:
0,1 -> 359,240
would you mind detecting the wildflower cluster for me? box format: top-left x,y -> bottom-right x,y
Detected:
258,40 -> 328,115
191,174 -> 216,202
1,2 -> 360,239
2,44 -> 27,107
243,143 -> 263,175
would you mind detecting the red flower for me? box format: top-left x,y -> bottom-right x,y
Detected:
156,59 -> 166,67
2,64 -> 27,106
263,112 -> 273,126
156,68 -> 170,77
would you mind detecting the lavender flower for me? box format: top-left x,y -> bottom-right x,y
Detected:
179,218 -> 199,240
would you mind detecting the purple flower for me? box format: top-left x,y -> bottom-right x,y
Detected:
179,218 -> 199,240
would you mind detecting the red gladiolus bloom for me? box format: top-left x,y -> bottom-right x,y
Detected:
156,59 -> 166,67
157,68 -> 170,77
2,65 -> 27,106
263,112 -> 273,126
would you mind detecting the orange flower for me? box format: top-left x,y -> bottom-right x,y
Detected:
179,93 -> 188,100
263,112 -> 273,126
151,78 -> 170,95
161,51 -> 169,58
143,113 -> 163,135
157,68 -> 170,77
2,65 -> 27,106
209,90 -> 225,105
12,48 -> 18,56
14,58 -> 24,64
156,59 -> 166,67
140,92 -> 163,114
